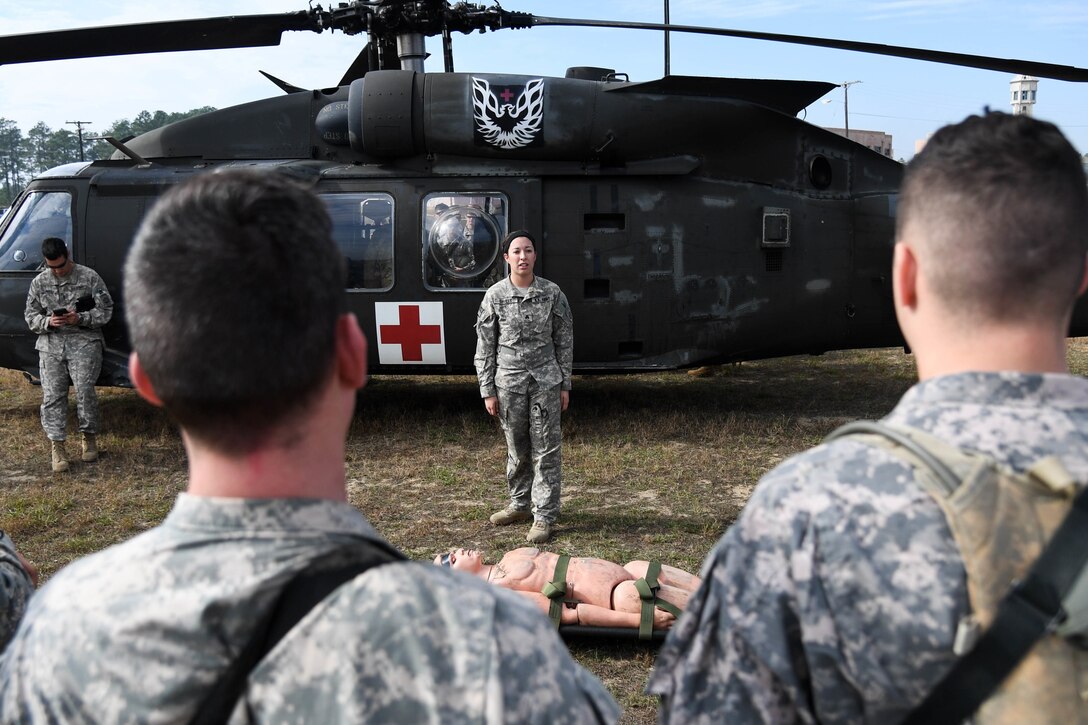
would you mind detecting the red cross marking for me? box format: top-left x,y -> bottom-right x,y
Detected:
499,87 -> 515,103
380,305 -> 441,362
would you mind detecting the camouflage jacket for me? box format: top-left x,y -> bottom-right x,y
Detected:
238,563 -> 620,724
24,263 -> 114,355
0,531 -> 33,653
475,275 -> 573,397
0,494 -> 391,723
0,494 -> 622,718
648,372 -> 1088,724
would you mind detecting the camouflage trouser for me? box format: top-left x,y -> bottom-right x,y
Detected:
39,344 -> 102,441
497,381 -> 562,524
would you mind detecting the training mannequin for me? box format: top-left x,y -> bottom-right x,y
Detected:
435,547 -> 701,629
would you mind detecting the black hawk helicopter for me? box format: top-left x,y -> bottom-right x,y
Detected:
0,1 -> 1086,386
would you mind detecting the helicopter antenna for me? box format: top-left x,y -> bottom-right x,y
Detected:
259,70 -> 307,94
442,22 -> 455,72
87,136 -> 151,167
663,0 -> 670,77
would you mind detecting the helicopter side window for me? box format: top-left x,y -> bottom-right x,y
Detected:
321,192 -> 394,291
0,191 -> 73,272
423,193 -> 506,291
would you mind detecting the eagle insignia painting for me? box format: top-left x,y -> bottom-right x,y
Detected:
472,77 -> 545,149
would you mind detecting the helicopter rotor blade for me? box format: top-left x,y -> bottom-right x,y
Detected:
4,4 -> 1082,85
0,12 -> 322,67
528,16 -> 1088,83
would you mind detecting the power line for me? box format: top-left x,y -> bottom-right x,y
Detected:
851,111 -> 951,122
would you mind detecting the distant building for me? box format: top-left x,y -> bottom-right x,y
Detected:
824,128 -> 894,158
914,76 -> 1040,156
1011,75 -> 1038,116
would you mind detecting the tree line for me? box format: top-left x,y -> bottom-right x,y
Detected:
0,108 -> 215,208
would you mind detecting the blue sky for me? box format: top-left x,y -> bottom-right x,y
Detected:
1,0 -> 1085,160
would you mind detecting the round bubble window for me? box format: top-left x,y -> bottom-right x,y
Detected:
427,205 -> 502,282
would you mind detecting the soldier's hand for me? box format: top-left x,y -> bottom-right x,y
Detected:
15,550 -> 38,587
48,313 -> 66,328
560,390 -> 570,412
61,310 -> 79,326
484,396 -> 499,416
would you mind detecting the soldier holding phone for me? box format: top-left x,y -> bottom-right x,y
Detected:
24,237 -> 114,472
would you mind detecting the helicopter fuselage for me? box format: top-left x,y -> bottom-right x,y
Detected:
5,69 -> 1071,386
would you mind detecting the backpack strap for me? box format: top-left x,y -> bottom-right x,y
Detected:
826,420 -> 1088,724
902,484 -> 1088,725
825,420 -> 962,495
190,539 -> 405,725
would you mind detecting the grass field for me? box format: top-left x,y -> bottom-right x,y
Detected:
1,339 -> 1085,722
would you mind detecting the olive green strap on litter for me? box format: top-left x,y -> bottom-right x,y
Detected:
543,554 -> 571,628
636,561 -> 682,640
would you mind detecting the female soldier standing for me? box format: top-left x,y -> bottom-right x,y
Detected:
474,230 -> 573,544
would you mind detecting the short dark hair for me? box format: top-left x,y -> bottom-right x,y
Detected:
501,230 -> 536,256
123,170 -> 347,453
897,112 -> 1088,324
41,237 -> 67,261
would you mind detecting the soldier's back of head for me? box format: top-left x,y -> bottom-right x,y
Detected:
123,170 -> 347,453
897,112 -> 1088,326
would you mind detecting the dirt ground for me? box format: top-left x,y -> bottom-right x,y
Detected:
2,339 -> 1085,722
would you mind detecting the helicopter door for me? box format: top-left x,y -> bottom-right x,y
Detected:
0,189 -> 75,375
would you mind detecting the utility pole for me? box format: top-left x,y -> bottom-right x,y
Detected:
839,81 -> 862,140
66,120 -> 93,162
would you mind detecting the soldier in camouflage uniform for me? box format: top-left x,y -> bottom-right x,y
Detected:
23,237 -> 114,472
475,230 -> 574,545
0,172 -> 617,723
648,112 -> 1088,722
242,560 -> 618,723
0,531 -> 36,652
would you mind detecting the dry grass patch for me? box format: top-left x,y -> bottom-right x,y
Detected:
1,339 -> 1084,724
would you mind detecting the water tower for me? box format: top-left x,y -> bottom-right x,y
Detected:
1010,75 -> 1038,116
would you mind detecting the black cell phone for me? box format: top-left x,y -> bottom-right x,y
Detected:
52,308 -> 67,316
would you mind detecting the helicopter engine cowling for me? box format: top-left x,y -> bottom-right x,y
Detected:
347,71 -> 421,157
346,70 -> 603,161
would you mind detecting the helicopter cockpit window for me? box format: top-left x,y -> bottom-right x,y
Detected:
0,191 -> 73,272
321,192 -> 394,291
423,193 -> 506,291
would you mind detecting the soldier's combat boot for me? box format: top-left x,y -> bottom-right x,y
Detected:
81,433 -> 98,462
526,520 -> 553,545
51,440 -> 69,473
489,506 -> 531,526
